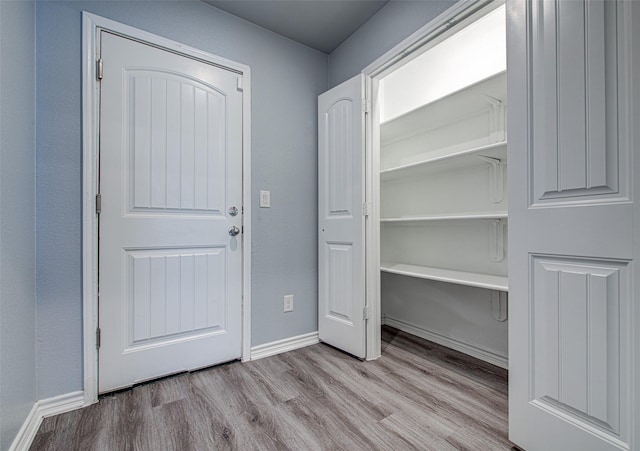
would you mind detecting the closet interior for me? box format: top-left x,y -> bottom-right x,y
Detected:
378,4 -> 509,367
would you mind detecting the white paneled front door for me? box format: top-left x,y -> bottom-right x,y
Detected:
318,75 -> 366,358
98,31 -> 243,393
508,1 -> 639,449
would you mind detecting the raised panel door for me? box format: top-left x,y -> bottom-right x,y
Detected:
508,1 -> 639,449
318,75 -> 366,358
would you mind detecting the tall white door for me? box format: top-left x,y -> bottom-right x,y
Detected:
508,1 -> 639,449
98,31 -> 243,393
318,75 -> 366,358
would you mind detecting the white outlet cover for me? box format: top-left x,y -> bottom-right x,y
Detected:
284,294 -> 293,312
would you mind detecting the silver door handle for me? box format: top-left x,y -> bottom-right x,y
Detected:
228,226 -> 240,237
228,206 -> 239,216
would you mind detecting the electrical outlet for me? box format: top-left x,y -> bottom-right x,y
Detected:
260,190 -> 271,208
283,294 -> 293,312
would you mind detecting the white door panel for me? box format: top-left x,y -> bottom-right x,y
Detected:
508,1 -> 638,449
318,75 -> 366,358
99,31 -> 242,393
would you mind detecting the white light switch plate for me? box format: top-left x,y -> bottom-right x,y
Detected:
260,190 -> 271,208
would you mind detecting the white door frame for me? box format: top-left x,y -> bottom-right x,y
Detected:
360,0 -> 500,360
81,12 -> 252,405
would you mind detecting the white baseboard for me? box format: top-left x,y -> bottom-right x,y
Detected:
250,331 -> 319,361
384,317 -> 508,369
8,403 -> 39,451
9,391 -> 85,451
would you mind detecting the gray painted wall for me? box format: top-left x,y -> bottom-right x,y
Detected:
328,0 -> 457,88
0,0 -> 37,449
36,0 -> 326,398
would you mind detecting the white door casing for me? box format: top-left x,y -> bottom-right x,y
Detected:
508,1 -> 639,450
98,31 -> 243,393
318,74 -> 366,358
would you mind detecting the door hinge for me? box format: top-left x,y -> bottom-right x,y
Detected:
361,99 -> 370,113
96,58 -> 103,80
96,193 -> 102,215
96,327 -> 101,348
363,306 -> 370,320
362,202 -> 370,217
237,76 -> 243,91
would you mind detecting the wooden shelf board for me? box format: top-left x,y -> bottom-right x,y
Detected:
380,212 -> 508,223
380,262 -> 508,292
380,141 -> 507,181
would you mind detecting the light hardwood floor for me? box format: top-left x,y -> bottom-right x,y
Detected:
31,327 -> 515,450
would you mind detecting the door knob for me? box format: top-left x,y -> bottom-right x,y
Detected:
228,226 -> 240,237
228,206 -> 239,216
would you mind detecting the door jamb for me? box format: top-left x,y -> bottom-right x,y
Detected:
82,12 -> 252,405
360,0 -> 502,360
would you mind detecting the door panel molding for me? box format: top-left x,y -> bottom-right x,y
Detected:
124,69 -> 227,215
530,255 -> 629,439
530,0 -> 629,205
82,12 -> 251,404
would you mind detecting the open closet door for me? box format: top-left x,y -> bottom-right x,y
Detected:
318,75 -> 366,358
508,1 -> 639,450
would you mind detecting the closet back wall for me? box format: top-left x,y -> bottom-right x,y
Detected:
36,0 -> 327,399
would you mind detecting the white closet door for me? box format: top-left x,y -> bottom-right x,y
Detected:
508,1 -> 638,450
318,75 -> 366,358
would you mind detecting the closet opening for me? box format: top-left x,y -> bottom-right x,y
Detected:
368,0 -> 508,371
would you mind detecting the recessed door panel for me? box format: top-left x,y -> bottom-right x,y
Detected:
125,71 -> 226,215
324,99 -> 354,218
326,243 -> 354,324
531,0 -> 624,203
126,247 -> 226,345
531,256 -> 626,436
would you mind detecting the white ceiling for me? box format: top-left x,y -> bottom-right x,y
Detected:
203,0 -> 389,54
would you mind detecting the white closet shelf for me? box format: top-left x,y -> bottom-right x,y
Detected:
380,212 -> 508,222
380,71 -> 507,143
380,262 -> 509,292
380,141 -> 507,181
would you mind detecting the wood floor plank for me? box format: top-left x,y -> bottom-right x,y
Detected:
378,411 -> 459,451
381,327 -> 508,394
30,326 -> 514,450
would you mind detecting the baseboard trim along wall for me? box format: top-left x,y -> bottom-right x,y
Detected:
9,391 -> 85,451
250,331 -> 319,361
384,316 -> 508,369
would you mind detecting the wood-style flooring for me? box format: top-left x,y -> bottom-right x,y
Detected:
31,326 -> 514,450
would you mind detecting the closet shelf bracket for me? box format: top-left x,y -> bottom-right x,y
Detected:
491,291 -> 508,322
477,155 -> 505,203
482,94 -> 506,143
489,219 -> 506,262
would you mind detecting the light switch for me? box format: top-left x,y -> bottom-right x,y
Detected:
260,190 -> 271,208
